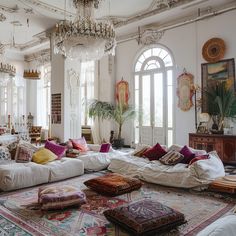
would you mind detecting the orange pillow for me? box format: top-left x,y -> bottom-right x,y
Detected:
70,137 -> 89,152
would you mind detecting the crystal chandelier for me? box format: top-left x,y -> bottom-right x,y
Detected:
53,0 -> 116,60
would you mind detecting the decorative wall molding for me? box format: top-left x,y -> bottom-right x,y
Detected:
0,13 -> 6,22
24,48 -> 51,66
0,4 -> 19,13
137,29 -> 165,45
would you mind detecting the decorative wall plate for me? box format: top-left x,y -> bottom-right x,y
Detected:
202,38 -> 226,62
177,71 -> 194,111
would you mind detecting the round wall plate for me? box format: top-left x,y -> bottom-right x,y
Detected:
202,38 -> 226,62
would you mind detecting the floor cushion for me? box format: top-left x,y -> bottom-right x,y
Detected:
38,185 -> 86,210
84,173 -> 142,196
104,199 -> 185,236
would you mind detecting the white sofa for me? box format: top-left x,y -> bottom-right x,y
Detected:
108,145 -> 225,189
0,158 -> 84,191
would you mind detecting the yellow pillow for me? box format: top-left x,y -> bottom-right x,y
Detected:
32,148 -> 57,164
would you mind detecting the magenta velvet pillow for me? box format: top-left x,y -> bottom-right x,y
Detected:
100,143 -> 111,153
188,154 -> 210,166
143,143 -> 167,161
179,145 -> 195,164
45,140 -> 66,159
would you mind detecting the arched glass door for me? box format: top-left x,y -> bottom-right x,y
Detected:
134,46 -> 174,147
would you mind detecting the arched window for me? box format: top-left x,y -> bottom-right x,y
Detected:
134,45 -> 174,147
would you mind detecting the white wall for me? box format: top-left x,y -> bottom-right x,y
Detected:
115,10 -> 236,146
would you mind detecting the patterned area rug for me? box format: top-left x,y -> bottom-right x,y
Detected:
0,171 -> 235,236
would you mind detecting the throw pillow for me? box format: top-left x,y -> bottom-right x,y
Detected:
84,173 -> 142,196
104,199 -> 185,235
133,147 -> 150,157
38,185 -> 86,210
32,148 -> 57,164
7,140 -> 19,160
159,151 -> 184,165
70,137 -> 89,152
188,154 -> 210,166
0,146 -> 11,160
45,140 -> 66,159
143,143 -> 167,161
15,140 -> 38,163
99,143 -> 111,153
179,145 -> 195,164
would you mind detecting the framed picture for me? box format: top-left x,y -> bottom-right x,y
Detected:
201,58 -> 235,112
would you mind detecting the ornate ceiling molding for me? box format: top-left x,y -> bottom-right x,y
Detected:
18,0 -> 75,18
111,0 -> 197,28
24,48 -> 50,64
0,13 -> 6,22
137,29 -> 165,45
0,4 -> 19,13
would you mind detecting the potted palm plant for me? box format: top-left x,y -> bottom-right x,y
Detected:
205,81 -> 236,132
88,99 -> 137,148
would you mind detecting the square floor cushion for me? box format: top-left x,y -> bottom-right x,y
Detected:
104,199 -> 185,236
38,185 -> 86,210
84,173 -> 142,196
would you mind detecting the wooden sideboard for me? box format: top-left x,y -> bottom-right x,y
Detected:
189,133 -> 236,164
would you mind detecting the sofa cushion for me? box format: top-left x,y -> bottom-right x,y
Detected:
84,173 -> 142,196
189,151 -> 225,180
159,151 -> 184,165
32,148 -> 57,164
189,154 -> 210,165
38,185 -> 86,210
0,146 -> 11,161
46,158 -> 84,182
70,137 -> 89,152
15,140 -> 38,163
104,199 -> 185,235
7,140 -> 19,159
45,140 -> 66,159
143,143 -> 167,161
197,215 -> 236,236
0,162 -> 50,191
180,145 -> 195,164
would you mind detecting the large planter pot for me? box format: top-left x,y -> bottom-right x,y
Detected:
112,138 -> 124,149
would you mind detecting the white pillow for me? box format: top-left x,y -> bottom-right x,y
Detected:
197,215 -> 236,236
190,151 -> 225,180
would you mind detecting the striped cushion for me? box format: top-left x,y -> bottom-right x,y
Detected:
159,151 -> 184,165
38,185 -> 86,210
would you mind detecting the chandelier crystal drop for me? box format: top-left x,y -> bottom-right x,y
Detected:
53,0 -> 116,60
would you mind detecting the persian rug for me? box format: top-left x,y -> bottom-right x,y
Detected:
0,171 -> 235,236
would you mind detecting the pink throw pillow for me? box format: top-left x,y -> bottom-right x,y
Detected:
188,154 -> 210,166
70,137 -> 89,152
45,140 -> 66,159
100,143 -> 111,153
179,145 -> 195,164
143,143 -> 167,161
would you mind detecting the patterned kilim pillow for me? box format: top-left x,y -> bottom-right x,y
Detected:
7,140 -> 19,160
38,185 -> 86,210
159,151 -> 184,165
104,199 -> 185,236
0,146 -> 11,160
84,173 -> 142,196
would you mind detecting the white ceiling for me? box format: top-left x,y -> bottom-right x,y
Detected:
0,0 -> 235,57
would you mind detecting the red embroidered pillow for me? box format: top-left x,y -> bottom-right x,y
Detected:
70,137 -> 89,152
179,145 -> 195,164
100,143 -> 111,153
143,143 -> 167,161
189,154 -> 210,166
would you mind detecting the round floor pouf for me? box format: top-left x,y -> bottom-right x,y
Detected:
38,185 -> 86,210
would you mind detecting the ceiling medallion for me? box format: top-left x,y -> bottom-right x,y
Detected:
202,38 -> 226,62
53,0 -> 116,60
